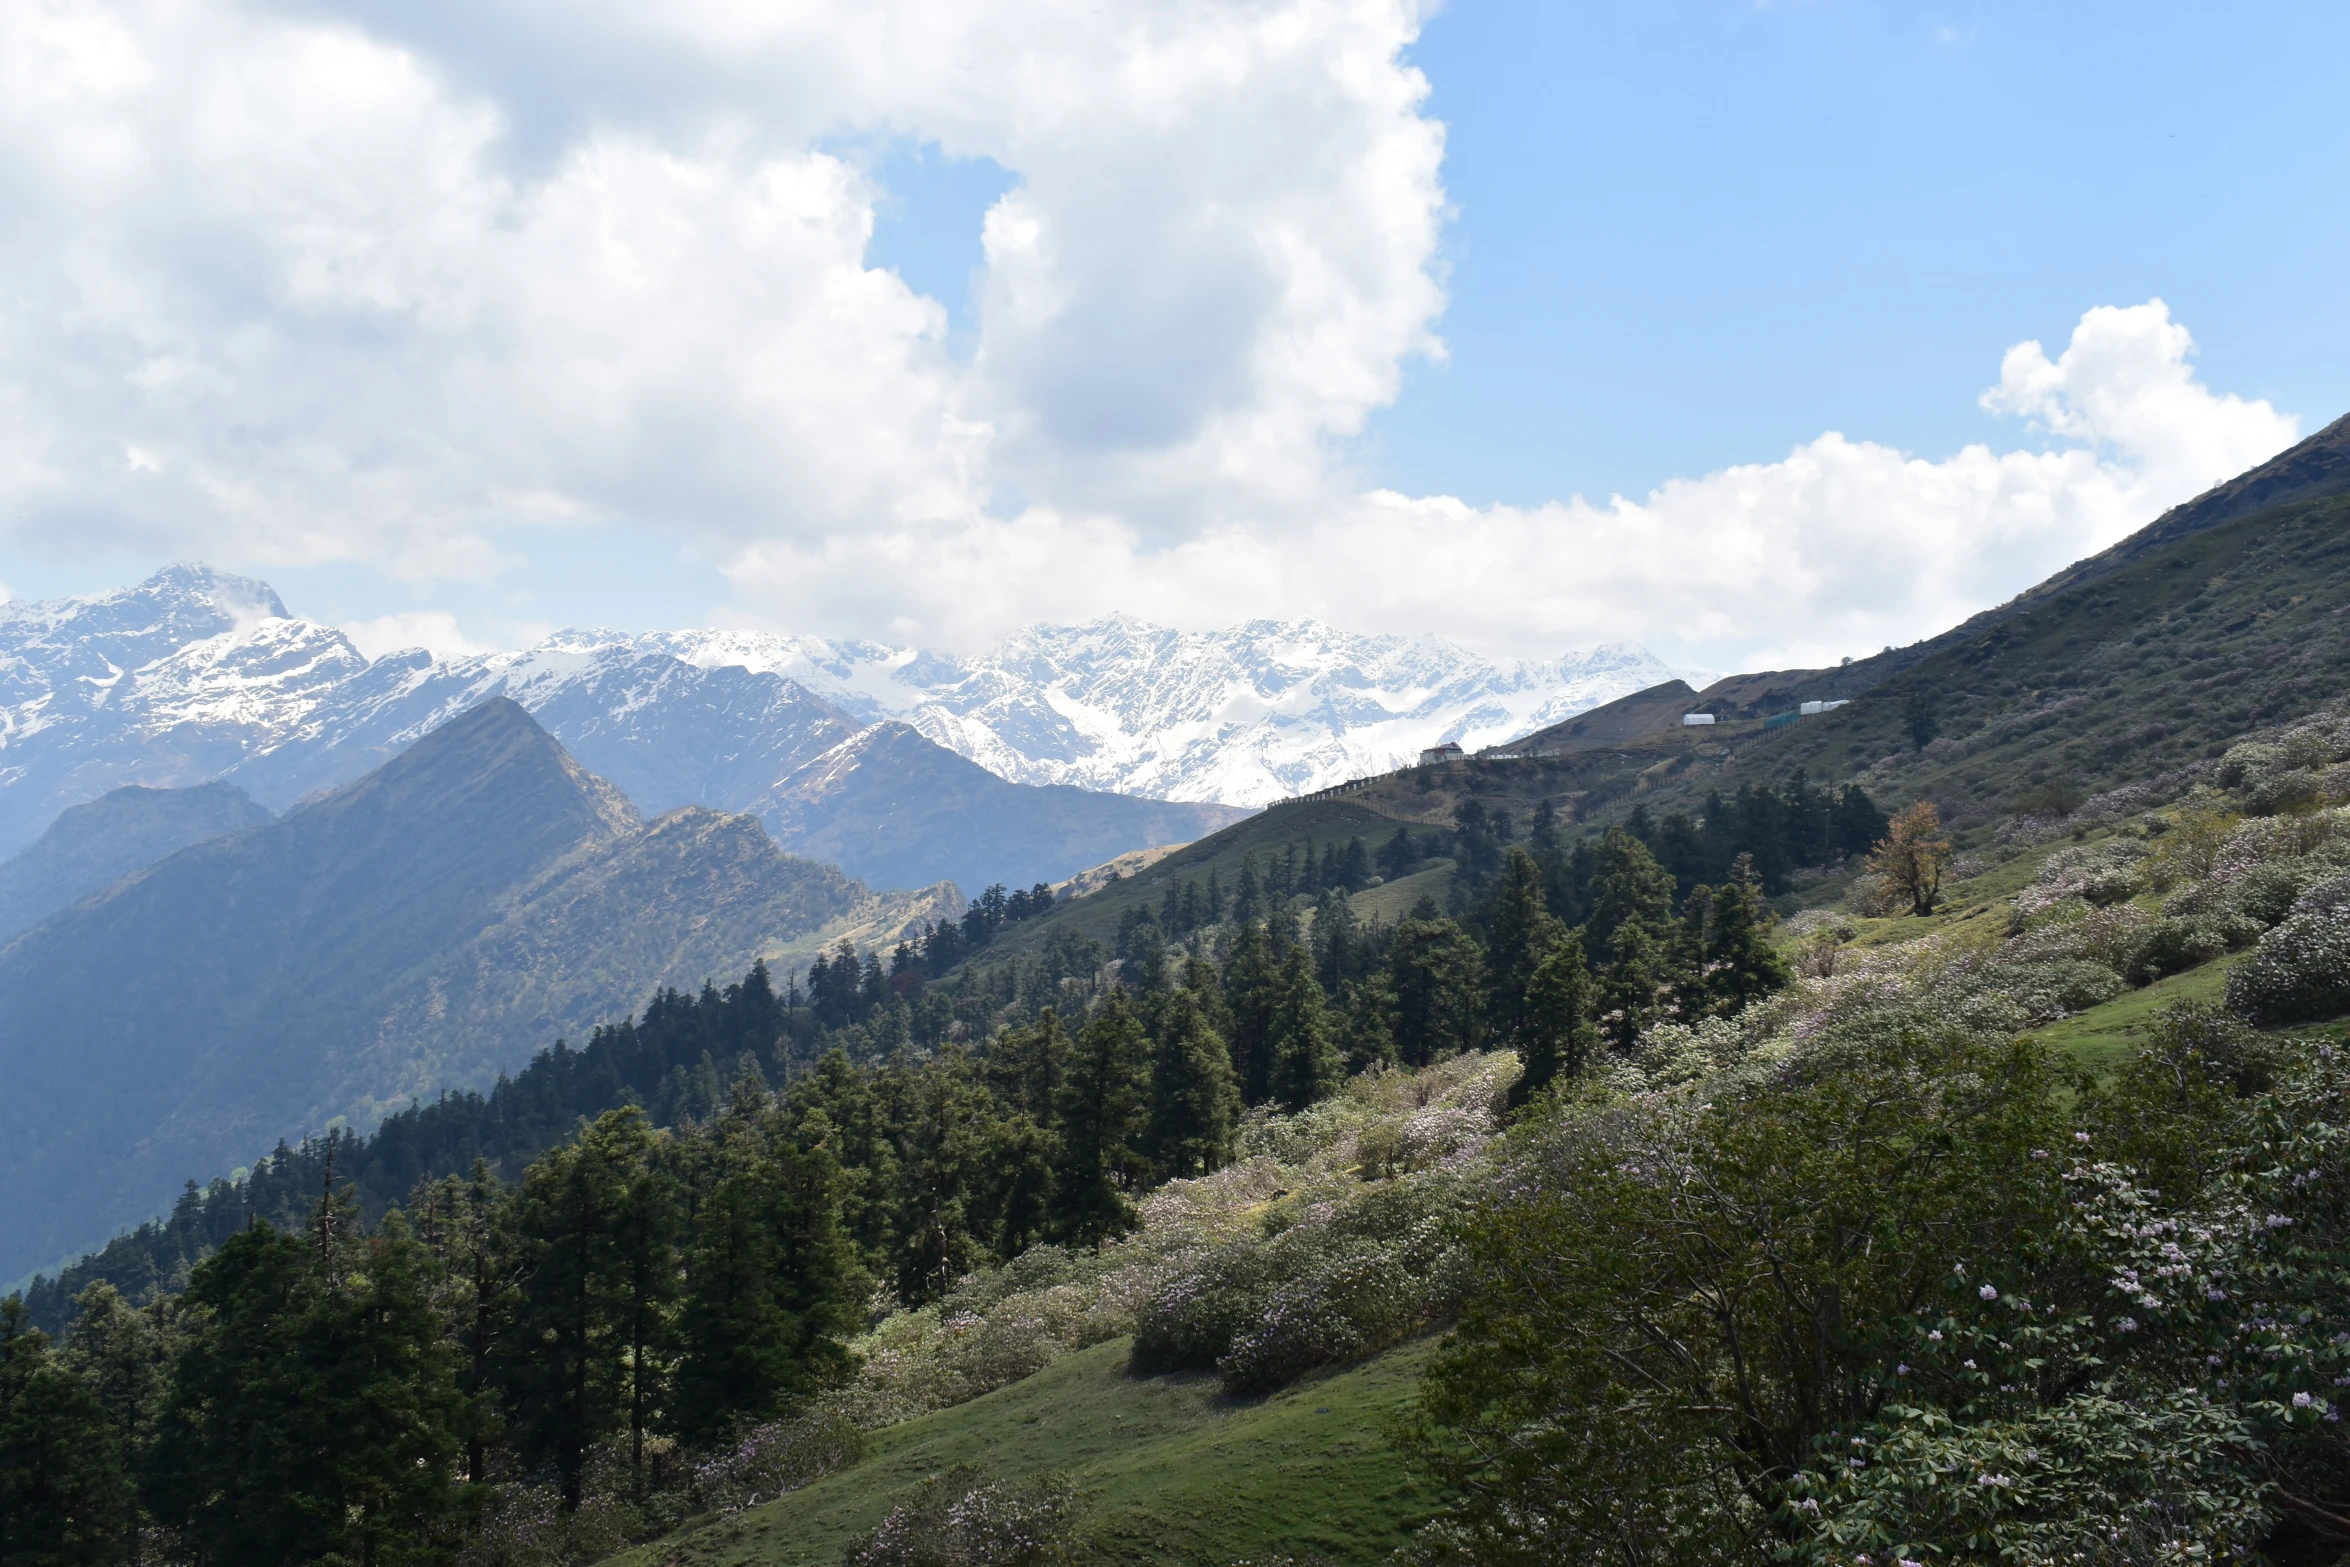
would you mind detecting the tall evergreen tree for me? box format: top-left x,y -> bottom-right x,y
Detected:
1387,916 -> 1484,1068
1051,993 -> 1151,1248
1266,945 -> 1342,1112
501,1108 -> 657,1507
1221,922 -> 1280,1104
1335,972 -> 1401,1073
0,1296 -> 128,1567
147,1217 -> 463,1565
1483,848 -> 1564,1053
1507,933 -> 1599,1110
1588,828 -> 1677,961
1141,990 -> 1241,1180
56,1283 -> 166,1562
1694,868 -> 1792,1017
670,1098 -> 862,1445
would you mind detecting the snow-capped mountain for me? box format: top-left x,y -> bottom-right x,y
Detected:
631,615 -> 1684,805
0,566 -> 1687,856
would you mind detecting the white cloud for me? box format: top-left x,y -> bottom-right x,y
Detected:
0,0 -> 1441,601
723,301 -> 2298,669
0,0 -> 2302,672
340,611 -> 498,662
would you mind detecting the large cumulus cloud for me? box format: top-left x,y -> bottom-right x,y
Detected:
0,0 -> 2300,666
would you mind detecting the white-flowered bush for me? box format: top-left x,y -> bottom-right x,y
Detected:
844,1467 -> 1077,1567
2225,909 -> 2350,1024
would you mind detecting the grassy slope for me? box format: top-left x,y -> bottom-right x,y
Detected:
609,1337 -> 1443,1567
2033,955 -> 2246,1075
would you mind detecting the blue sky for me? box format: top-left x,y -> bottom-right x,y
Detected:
0,0 -> 2340,668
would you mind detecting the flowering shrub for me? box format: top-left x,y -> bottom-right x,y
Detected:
1133,1170 -> 1470,1392
2290,870 -> 2350,919
1217,1247 -> 1419,1395
1970,959 -> 2127,1025
844,1467 -> 1077,1567
2118,915 -> 2237,984
2016,840 -> 2147,916
2231,857 -> 2330,926
2225,910 -> 2350,1023
689,1409 -> 864,1512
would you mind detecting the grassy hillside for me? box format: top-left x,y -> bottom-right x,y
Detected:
609,1337 -> 1441,1567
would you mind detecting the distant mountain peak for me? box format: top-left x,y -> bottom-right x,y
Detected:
312,696 -> 639,840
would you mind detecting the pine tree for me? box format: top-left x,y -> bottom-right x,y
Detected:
1221,922 -> 1280,1103
1051,992 -> 1151,1248
0,1295 -> 130,1567
1483,848 -> 1564,1052
671,1099 -> 863,1444
1599,916 -> 1669,1052
1141,990 -> 1241,1179
146,1217 -> 463,1564
887,1058 -> 993,1304
985,1010 -> 1068,1123
501,1108 -> 657,1507
1508,933 -> 1599,1110
1377,827 -> 1419,882
1588,828 -> 1677,961
1266,945 -> 1342,1112
1388,915 -> 1484,1067
1699,869 -> 1792,1015
1336,972 -> 1400,1073
57,1282 -> 167,1560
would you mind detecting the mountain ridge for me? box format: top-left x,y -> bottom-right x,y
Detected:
0,698 -> 931,1280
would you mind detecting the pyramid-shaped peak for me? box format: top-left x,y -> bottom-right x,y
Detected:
140,562 -> 291,623
315,696 -> 639,838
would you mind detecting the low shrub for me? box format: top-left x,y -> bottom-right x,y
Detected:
2231,859 -> 2326,927
1218,1247 -> 1418,1395
1130,1245 -> 1274,1376
1972,959 -> 2127,1024
691,1409 -> 864,1512
2225,910 -> 2350,1024
843,1467 -> 1077,1567
2121,917 -> 2236,985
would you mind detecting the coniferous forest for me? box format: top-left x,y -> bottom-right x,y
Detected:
1,783 -> 1826,1565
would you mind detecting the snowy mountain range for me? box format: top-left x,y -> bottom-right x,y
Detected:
0,565 -> 1685,866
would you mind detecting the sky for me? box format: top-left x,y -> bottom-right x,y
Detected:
1,0 -> 2344,674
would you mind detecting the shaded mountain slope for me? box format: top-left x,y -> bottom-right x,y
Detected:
1504,410 -> 2350,760
0,781 -> 271,939
0,699 -> 879,1280
990,410 -> 2350,955
758,722 -> 1254,893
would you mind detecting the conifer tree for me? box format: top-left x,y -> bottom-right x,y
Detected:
147,1216 -> 463,1563
1221,922 -> 1280,1103
1598,916 -> 1669,1052
985,1011 -> 1068,1123
1141,989 -> 1240,1179
57,1282 -> 166,1560
1051,992 -> 1151,1248
1696,868 -> 1792,1016
1388,915 -> 1484,1067
1267,945 -> 1342,1112
0,1295 -> 129,1567
1508,933 -> 1599,1110
502,1108 -> 659,1507
671,1098 -> 862,1445
1483,848 -> 1564,1052
1588,828 -> 1677,961
1336,972 -> 1401,1073
1377,827 -> 1419,882
888,1058 -> 994,1304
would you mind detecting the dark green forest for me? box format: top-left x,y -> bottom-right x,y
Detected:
1,771 -> 1840,1563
